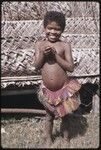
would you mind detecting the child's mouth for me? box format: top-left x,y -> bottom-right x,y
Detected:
50,35 -> 56,38
49,35 -> 57,40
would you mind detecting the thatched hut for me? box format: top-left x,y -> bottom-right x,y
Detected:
1,2 -> 100,112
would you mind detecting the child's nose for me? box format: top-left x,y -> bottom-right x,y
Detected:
51,29 -> 56,33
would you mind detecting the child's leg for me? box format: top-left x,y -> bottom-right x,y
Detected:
45,109 -> 55,145
60,115 -> 70,142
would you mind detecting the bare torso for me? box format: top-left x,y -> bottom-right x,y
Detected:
41,40 -> 67,91
42,63 -> 67,91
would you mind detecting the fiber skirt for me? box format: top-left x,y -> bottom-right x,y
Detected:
38,77 -> 81,118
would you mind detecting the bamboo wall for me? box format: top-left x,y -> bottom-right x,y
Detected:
1,2 -> 100,88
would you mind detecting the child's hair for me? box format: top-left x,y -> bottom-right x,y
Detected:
43,11 -> 66,32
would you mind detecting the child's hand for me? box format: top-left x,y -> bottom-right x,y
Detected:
44,47 -> 56,55
44,47 -> 52,55
50,47 -> 56,54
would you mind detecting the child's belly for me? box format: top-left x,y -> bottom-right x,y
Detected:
42,63 -> 67,91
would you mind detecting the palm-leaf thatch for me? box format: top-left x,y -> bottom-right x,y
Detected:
1,2 -> 100,88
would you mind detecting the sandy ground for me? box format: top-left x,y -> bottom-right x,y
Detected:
1,111 -> 100,149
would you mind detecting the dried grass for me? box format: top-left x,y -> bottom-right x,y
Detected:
1,112 -> 99,149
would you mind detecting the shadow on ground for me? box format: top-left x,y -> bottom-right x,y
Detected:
53,114 -> 88,141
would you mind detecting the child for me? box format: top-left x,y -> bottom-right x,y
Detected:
34,11 -> 81,145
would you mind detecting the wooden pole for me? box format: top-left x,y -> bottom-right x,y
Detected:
1,108 -> 46,115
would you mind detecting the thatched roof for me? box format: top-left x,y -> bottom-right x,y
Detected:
1,2 -> 99,20
1,2 -> 100,88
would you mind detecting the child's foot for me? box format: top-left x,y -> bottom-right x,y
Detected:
62,131 -> 70,143
60,137 -> 70,148
64,137 -> 70,143
46,139 -> 53,145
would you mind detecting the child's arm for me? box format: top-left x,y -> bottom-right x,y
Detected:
55,42 -> 74,72
34,41 -> 45,70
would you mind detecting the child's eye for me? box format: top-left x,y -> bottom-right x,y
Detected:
47,27 -> 52,30
56,28 -> 61,31
48,27 -> 60,31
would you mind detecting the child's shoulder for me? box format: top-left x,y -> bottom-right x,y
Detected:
35,39 -> 44,44
61,40 -> 71,47
35,40 -> 45,47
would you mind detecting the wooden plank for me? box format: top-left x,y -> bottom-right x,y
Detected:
1,108 -> 46,115
1,76 -> 42,81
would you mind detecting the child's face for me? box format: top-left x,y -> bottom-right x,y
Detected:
44,21 -> 62,42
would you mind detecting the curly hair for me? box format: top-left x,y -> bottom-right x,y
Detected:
43,11 -> 66,32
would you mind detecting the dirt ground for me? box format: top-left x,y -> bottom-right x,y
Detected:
1,110 -> 100,149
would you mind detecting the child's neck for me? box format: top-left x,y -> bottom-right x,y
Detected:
46,38 -> 61,44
